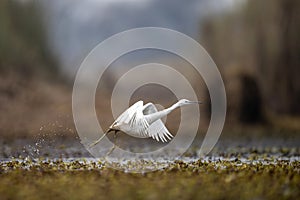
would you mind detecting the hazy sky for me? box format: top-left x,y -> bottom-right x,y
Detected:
41,0 -> 239,77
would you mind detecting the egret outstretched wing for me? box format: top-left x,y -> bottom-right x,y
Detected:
114,101 -> 143,125
114,101 -> 149,137
143,103 -> 173,142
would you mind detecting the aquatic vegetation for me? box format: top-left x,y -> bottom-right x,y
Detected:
0,156 -> 299,200
0,138 -> 299,199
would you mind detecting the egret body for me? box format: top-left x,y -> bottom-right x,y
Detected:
89,99 -> 201,149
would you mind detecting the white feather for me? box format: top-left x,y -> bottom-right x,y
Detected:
89,99 -> 201,147
142,103 -> 173,142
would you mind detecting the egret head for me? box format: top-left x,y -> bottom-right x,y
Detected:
178,99 -> 202,106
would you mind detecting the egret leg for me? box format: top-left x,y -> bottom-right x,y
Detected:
106,130 -> 120,157
89,128 -> 113,148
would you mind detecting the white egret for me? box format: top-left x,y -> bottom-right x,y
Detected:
89,99 -> 201,150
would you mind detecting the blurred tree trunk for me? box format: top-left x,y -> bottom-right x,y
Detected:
200,0 -> 300,123
273,0 -> 300,115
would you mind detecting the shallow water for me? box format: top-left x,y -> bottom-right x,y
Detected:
0,136 -> 299,172
1,136 -> 299,156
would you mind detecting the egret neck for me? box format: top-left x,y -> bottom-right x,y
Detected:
145,102 -> 181,125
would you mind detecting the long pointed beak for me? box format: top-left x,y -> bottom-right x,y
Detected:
190,101 -> 202,104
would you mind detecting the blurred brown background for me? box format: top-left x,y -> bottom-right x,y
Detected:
0,0 -> 299,141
